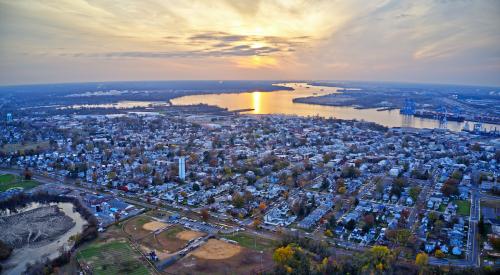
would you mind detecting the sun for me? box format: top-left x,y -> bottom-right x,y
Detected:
250,41 -> 266,49
252,27 -> 264,35
236,55 -> 278,69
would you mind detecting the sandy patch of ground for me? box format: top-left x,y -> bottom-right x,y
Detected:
176,230 -> 205,241
142,221 -> 168,231
191,239 -> 241,260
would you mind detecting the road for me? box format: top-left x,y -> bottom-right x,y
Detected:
4,167 -> 498,268
429,186 -> 500,268
1,168 -> 273,235
0,168 -> 240,230
429,190 -> 477,267
408,180 -> 432,231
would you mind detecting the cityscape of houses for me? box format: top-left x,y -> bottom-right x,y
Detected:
1,110 -> 499,268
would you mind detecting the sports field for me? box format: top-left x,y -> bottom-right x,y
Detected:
221,232 -> 277,251
0,174 -> 39,192
77,240 -> 150,275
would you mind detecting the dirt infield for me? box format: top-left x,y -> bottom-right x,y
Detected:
142,221 -> 168,231
138,225 -> 187,256
176,230 -> 205,241
191,239 -> 242,260
166,245 -> 275,275
123,215 -> 154,240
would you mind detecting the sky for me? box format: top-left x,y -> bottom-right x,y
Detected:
0,0 -> 499,86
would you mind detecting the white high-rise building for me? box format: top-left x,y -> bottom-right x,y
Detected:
178,156 -> 186,180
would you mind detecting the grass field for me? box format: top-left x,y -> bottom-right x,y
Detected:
163,225 -> 184,238
132,216 -> 152,227
141,225 -> 188,253
0,174 -> 15,183
123,215 -> 155,240
221,232 -> 277,251
0,141 -> 50,154
455,200 -> 471,216
0,174 -> 39,192
123,213 -> 202,259
77,240 -> 150,275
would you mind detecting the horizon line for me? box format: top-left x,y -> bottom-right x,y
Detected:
1,79 -> 499,89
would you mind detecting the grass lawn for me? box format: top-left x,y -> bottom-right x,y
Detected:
123,215 -> 156,240
163,225 -> 184,238
0,141 -> 50,154
132,216 -> 152,227
0,174 -> 39,192
0,174 -> 15,183
221,232 -> 277,251
454,200 -> 471,216
143,225 -> 189,253
141,225 -> 189,254
77,240 -> 150,275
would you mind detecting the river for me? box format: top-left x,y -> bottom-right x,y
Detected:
0,202 -> 87,275
172,82 -> 499,131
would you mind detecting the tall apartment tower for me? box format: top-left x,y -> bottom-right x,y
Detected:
178,156 -> 186,180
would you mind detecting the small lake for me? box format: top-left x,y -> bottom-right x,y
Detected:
0,202 -> 87,275
172,82 -> 499,132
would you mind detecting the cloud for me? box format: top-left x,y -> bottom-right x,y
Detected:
189,32 -> 247,43
0,0 -> 499,85
79,31 -> 310,60
184,31 -> 308,53
223,0 -> 261,17
68,45 -> 283,59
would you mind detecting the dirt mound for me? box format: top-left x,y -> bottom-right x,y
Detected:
191,239 -> 241,260
142,221 -> 168,231
0,205 -> 75,248
176,230 -> 205,241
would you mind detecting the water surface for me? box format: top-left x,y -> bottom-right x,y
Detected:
172,82 -> 498,131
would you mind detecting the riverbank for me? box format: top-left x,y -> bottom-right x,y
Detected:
292,90 -> 408,109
